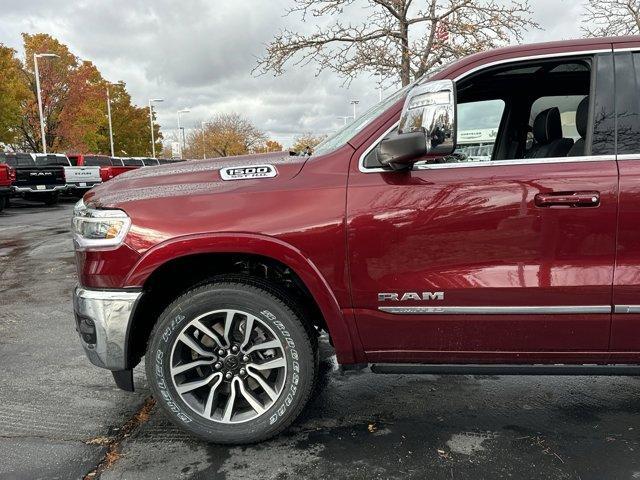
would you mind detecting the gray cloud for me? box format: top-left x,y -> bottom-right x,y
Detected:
0,0 -> 586,148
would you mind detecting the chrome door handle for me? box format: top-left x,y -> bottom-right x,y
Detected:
535,191 -> 600,208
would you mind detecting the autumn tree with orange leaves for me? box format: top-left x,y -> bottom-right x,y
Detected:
5,33 -> 161,155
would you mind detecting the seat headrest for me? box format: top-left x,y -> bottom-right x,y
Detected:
575,96 -> 589,139
533,107 -> 563,145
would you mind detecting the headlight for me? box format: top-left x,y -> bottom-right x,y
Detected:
72,199 -> 131,250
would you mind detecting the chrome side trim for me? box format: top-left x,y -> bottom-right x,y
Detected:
614,305 -> 640,314
379,305 -> 611,315
616,154 -> 640,161
413,155 -> 615,170
358,122 -> 399,173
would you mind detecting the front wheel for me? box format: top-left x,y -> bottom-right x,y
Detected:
145,277 -> 318,444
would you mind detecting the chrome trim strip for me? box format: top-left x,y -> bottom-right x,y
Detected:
614,305 -> 640,314
76,288 -> 142,302
612,47 -> 640,53
12,185 -> 68,192
616,154 -> 640,161
379,305 -> 611,315
413,155 -> 615,170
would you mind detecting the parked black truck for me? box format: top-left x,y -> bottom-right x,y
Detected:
0,153 -> 66,205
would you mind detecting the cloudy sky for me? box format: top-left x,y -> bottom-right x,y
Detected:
0,0 -> 585,148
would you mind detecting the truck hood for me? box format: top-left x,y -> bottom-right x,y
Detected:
85,151 -> 307,209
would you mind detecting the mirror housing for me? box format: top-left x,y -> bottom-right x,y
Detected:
378,80 -> 456,169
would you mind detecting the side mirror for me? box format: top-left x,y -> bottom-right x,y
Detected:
378,80 -> 456,169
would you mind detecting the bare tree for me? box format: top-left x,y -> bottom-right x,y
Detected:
256,0 -> 538,86
183,112 -> 267,159
581,0 -> 640,37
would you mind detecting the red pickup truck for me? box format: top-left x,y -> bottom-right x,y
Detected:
73,35 -> 640,444
0,163 -> 14,211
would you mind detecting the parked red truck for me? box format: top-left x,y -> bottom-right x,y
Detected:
0,163 -> 14,211
73,36 -> 640,443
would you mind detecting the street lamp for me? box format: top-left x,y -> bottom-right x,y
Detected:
201,120 -> 212,159
177,108 -> 190,159
106,86 -> 115,157
376,72 -> 383,102
148,98 -> 164,158
337,116 -> 351,126
350,99 -> 360,120
34,53 -> 59,154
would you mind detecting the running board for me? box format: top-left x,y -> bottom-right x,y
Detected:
370,363 -> 640,376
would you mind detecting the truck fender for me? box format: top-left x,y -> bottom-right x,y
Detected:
124,232 -> 360,364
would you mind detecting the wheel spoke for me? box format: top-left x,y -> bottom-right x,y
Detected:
239,315 -> 255,351
172,359 -> 215,375
176,372 -> 219,394
244,339 -> 281,354
249,357 -> 286,371
178,333 -> 215,358
222,311 -> 236,347
236,378 -> 266,415
192,319 -> 224,349
246,367 -> 279,401
203,373 -> 224,418
222,379 -> 237,422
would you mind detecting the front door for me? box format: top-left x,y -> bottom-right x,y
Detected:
347,52 -> 617,364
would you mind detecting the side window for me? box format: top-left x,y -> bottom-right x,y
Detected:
451,100 -> 504,162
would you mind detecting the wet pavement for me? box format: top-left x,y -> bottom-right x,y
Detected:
1,199 -> 639,480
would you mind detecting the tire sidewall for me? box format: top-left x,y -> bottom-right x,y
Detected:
146,283 -> 314,442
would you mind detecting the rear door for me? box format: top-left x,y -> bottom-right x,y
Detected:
347,52 -> 618,364
611,43 -> 640,354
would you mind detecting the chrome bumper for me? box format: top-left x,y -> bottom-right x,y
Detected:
73,286 -> 142,370
13,185 -> 67,193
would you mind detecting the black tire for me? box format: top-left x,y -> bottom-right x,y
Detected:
145,276 -> 318,444
0,196 -> 5,212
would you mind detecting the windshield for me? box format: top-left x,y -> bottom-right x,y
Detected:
313,85 -> 410,156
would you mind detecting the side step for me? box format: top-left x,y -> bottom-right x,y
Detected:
370,363 -> 640,376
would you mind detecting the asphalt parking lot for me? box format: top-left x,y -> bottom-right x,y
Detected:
1,199 -> 640,480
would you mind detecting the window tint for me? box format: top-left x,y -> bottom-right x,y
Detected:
35,154 -> 68,166
84,156 -> 111,166
592,53 -> 616,155
122,158 -> 143,166
615,52 -> 640,154
142,158 -> 159,166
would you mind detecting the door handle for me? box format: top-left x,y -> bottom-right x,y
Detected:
534,191 -> 600,208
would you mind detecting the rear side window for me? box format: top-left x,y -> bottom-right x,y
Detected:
35,155 -> 68,166
84,156 -> 111,166
142,158 -> 159,166
122,158 -> 143,166
110,158 -> 124,166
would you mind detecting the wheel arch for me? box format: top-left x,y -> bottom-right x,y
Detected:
125,232 -> 360,367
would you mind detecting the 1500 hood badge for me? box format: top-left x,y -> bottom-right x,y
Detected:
220,164 -> 278,181
378,292 -> 444,302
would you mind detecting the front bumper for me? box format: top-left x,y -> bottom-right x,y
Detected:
73,286 -> 142,371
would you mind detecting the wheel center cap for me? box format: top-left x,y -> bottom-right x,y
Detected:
224,355 -> 240,370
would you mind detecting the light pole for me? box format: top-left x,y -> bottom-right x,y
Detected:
148,98 -> 163,158
377,72 -> 383,102
338,116 -> 351,126
201,121 -> 211,159
350,99 -> 360,120
176,108 -> 190,159
106,87 -> 115,157
34,53 -> 59,154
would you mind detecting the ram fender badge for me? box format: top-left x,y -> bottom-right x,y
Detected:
220,164 -> 277,181
378,292 -> 445,302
